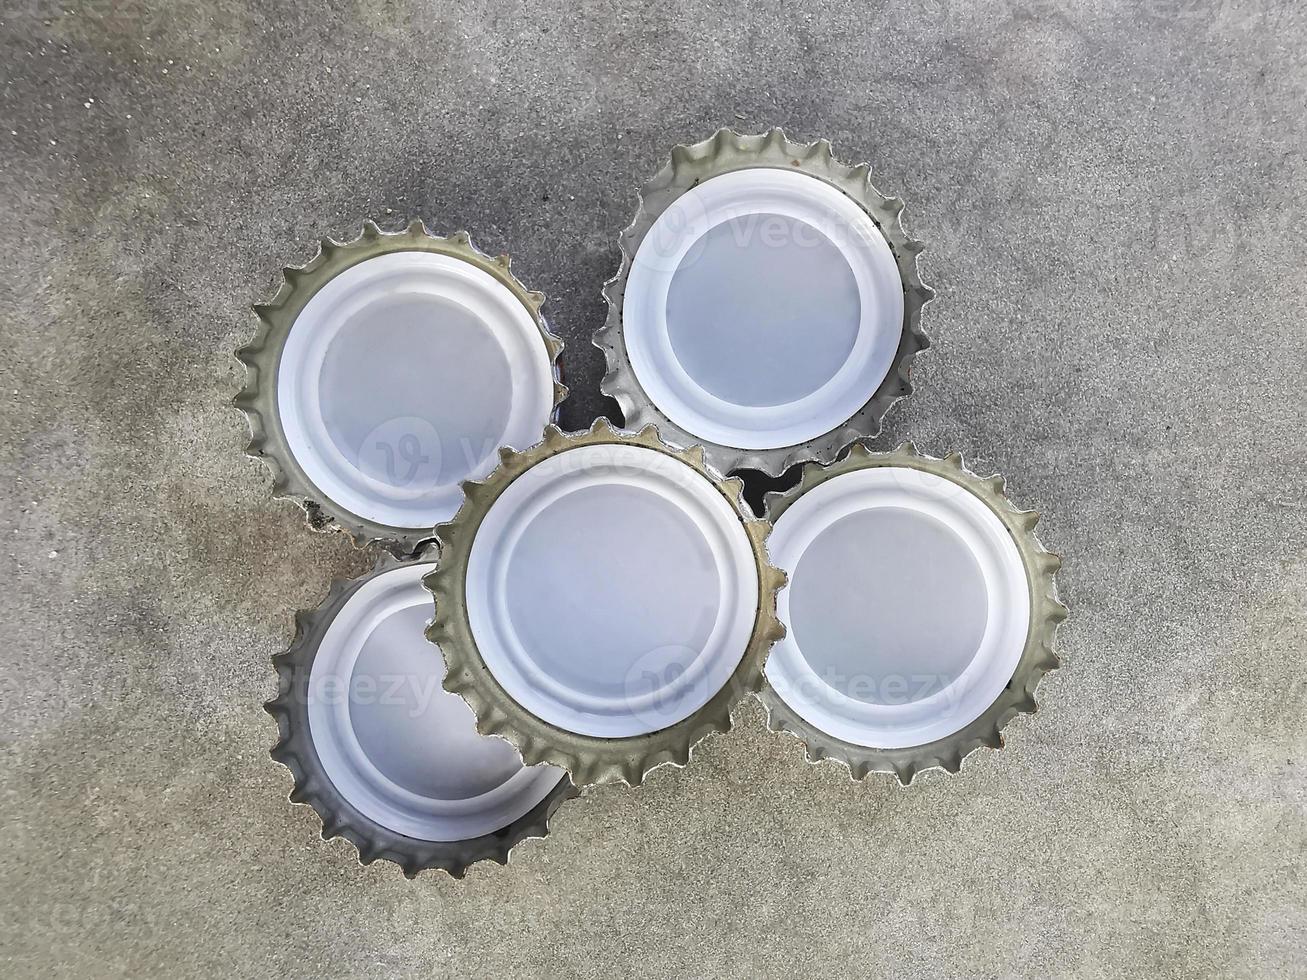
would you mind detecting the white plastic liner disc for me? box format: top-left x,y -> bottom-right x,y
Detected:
464,444 -> 760,738
306,562 -> 564,842
765,466 -> 1031,749
277,251 -> 555,530
622,168 -> 904,451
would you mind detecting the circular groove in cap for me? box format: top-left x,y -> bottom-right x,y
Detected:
425,419 -> 787,788
596,128 -> 934,477
265,548 -> 576,878
757,443 -> 1067,784
278,252 -> 555,531
623,168 -> 904,450
466,443 -> 759,738
236,221 -> 567,555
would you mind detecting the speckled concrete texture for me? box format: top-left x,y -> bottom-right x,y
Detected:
1,1 -> 1304,977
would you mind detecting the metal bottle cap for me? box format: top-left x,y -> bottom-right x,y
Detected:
758,442 -> 1067,783
597,129 -> 933,476
265,548 -> 575,877
426,419 -> 786,788
236,221 -> 565,554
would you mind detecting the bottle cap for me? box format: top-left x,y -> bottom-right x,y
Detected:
265,548 -> 575,876
758,443 -> 1066,782
426,419 -> 786,788
237,221 -> 565,554
597,129 -> 932,476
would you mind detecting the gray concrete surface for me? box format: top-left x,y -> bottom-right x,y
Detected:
1,1 -> 1304,977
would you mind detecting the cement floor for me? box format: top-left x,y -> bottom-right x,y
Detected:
1,1 -> 1304,977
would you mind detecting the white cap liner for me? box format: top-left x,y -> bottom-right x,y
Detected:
306,562 -> 562,841
277,251 -> 555,529
765,466 -> 1031,748
464,444 -> 760,738
622,168 -> 904,451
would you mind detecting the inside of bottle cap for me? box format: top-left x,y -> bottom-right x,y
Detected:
464,443 -> 760,739
307,562 -> 564,842
623,168 -> 904,451
765,466 -> 1031,749
277,251 -> 555,530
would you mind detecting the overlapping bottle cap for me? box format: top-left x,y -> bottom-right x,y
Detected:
425,419 -> 785,787
264,548 -> 575,877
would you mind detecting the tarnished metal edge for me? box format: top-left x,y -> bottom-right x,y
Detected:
263,546 -> 579,878
595,127 -> 934,478
424,417 -> 787,789
757,442 -> 1068,785
234,219 -> 568,557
